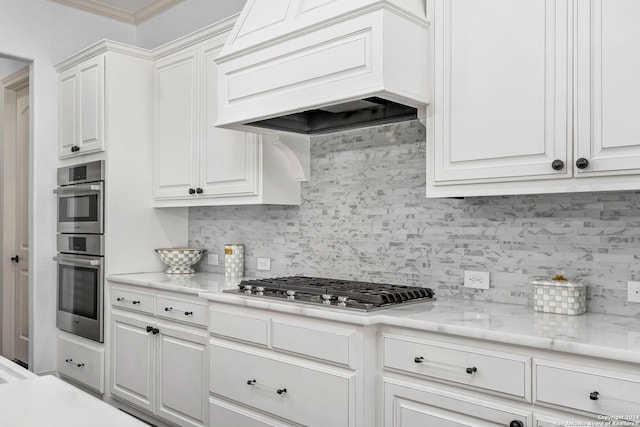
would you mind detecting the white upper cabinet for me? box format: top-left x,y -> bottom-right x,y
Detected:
427,0 -> 640,197
153,22 -> 303,207
58,55 -> 105,158
575,0 -> 640,176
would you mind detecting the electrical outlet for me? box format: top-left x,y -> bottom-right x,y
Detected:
207,254 -> 219,266
257,257 -> 271,271
628,281 -> 640,303
464,270 -> 490,290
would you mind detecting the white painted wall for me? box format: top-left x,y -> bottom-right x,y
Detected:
0,0 -> 136,374
135,0 -> 246,48
0,58 -> 29,80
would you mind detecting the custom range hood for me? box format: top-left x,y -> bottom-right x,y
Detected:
215,0 -> 429,135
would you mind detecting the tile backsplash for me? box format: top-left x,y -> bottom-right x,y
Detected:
190,120 -> 640,316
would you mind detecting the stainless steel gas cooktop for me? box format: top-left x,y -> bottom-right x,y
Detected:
223,276 -> 435,311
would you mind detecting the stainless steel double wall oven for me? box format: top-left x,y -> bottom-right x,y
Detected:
54,160 -> 105,342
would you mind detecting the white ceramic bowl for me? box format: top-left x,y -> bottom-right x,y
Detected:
155,248 -> 206,274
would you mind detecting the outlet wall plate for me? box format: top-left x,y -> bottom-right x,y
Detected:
257,257 -> 271,271
628,281 -> 640,303
464,270 -> 490,290
207,254 -> 219,265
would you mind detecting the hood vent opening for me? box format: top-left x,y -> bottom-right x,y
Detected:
245,97 -> 418,135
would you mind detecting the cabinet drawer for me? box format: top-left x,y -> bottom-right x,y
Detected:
209,398 -> 293,427
57,333 -> 104,393
271,319 -> 354,367
384,380 -> 531,427
535,361 -> 640,416
111,287 -> 154,314
209,309 -> 268,345
156,296 -> 207,327
210,342 -> 354,427
383,336 -> 529,398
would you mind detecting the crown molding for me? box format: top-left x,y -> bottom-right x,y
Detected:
54,40 -> 153,72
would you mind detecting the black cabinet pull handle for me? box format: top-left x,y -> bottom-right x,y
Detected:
10,255 -> 19,263
164,307 -> 172,312
509,420 -> 524,427
551,159 -> 564,171
196,187 -> 203,194
277,388 -> 287,395
77,363 -> 85,368
65,358 -> 73,363
590,391 -> 599,401
71,145 -> 80,153
247,379 -> 256,385
152,328 -> 160,335
116,297 -> 124,302
576,158 -> 589,169
146,326 -> 153,333
184,311 -> 193,316
188,188 -> 196,195
414,356 -> 424,364
132,300 -> 140,305
466,367 -> 478,374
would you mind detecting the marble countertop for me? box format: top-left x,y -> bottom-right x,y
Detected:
0,356 -> 146,426
108,272 -> 640,364
107,271 -> 247,295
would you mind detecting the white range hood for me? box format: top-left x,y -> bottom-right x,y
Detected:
215,0 -> 429,135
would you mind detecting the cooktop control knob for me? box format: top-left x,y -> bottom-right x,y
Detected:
322,294 -> 333,305
243,285 -> 253,294
286,290 -> 296,300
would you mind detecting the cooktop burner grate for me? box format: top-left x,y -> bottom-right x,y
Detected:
224,276 -> 435,311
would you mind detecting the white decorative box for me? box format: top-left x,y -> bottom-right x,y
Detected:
531,276 -> 586,315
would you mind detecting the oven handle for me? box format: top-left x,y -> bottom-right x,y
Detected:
53,256 -> 101,267
53,183 -> 101,194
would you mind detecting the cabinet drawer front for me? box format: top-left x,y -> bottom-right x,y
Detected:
271,319 -> 353,367
209,398 -> 294,427
536,362 -> 640,416
57,334 -> 104,392
111,288 -> 154,314
209,309 -> 268,345
383,336 -> 528,398
156,296 -> 207,327
210,343 -> 354,427
384,381 -> 531,427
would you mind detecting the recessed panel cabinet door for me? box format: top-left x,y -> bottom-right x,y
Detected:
201,40 -> 258,198
77,56 -> 104,154
58,69 -> 77,156
154,49 -> 199,199
432,0 -> 571,184
111,314 -> 155,413
575,0 -> 640,176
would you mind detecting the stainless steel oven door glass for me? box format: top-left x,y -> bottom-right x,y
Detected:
55,181 -> 104,234
55,253 -> 104,342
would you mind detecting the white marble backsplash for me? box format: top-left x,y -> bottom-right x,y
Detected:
190,120 -> 640,317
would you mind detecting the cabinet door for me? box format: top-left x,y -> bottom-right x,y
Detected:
384,381 -> 530,427
200,40 -> 258,198
111,313 -> 155,413
575,0 -> 640,176
431,0 -> 571,184
156,324 -> 207,427
77,55 -> 104,155
154,49 -> 199,200
59,68 -> 77,158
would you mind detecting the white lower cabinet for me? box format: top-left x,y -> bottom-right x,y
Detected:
208,304 -> 362,427
384,380 -> 531,427
110,290 -> 209,427
57,331 -> 104,393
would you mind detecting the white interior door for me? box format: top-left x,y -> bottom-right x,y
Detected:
13,84 -> 29,365
1,67 -> 29,365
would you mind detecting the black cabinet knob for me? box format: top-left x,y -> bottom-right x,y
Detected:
116,297 -> 123,302
590,391 -> 599,400
146,326 -> 153,333
10,255 -> 19,262
276,388 -> 287,395
466,367 -> 478,374
576,158 -> 589,169
164,307 -> 172,312
132,300 -> 140,305
247,379 -> 256,385
184,311 -> 193,316
195,187 -> 203,194
188,188 -> 196,195
551,159 -> 564,171
509,420 -> 524,427
152,328 -> 160,335
71,145 -> 80,153
414,356 -> 424,364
